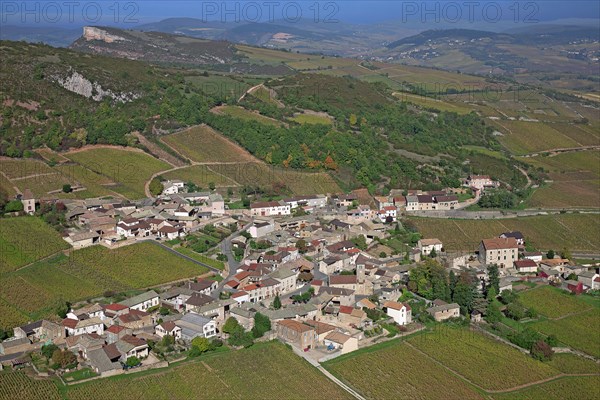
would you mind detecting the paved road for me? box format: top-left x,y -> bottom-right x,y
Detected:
407,208 -> 600,220
214,222 -> 253,296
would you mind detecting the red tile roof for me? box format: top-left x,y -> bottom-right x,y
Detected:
61,318 -> 78,329
329,275 -> 357,285
106,325 -> 126,334
339,305 -> 353,315
104,303 -> 129,312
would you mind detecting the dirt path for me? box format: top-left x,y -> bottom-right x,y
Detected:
63,144 -> 147,155
521,145 -> 600,158
515,165 -> 532,189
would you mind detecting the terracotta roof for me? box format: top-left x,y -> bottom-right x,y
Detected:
106,325 -> 126,334
121,334 -> 146,347
481,237 -> 518,250
160,321 -> 178,332
231,291 -> 248,299
339,305 -> 354,314
420,238 -> 442,246
104,303 -> 129,312
324,331 -> 352,344
277,319 -> 314,333
103,343 -> 121,360
22,189 -> 35,200
329,275 -> 357,285
384,301 -> 407,311
62,318 -> 78,329
514,259 -> 537,268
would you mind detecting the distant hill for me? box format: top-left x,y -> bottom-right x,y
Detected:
0,25 -> 81,47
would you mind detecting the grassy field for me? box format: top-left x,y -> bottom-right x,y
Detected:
213,105 -> 281,126
492,376 -> 600,400
0,242 -> 208,329
62,341 -> 352,400
546,353 -> 600,374
393,92 -> 473,114
407,327 -> 559,391
324,339 -> 484,399
530,309 -> 600,358
0,217 -> 70,273
162,125 -> 257,163
289,113 -> 334,125
0,158 -> 55,179
518,286 -> 593,319
65,148 -> 170,199
410,214 -> 600,253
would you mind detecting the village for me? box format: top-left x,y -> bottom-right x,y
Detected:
1,173 -> 598,384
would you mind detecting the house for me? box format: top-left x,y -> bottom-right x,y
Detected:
500,231 -> 525,246
283,195 -> 327,209
116,218 -> 151,238
87,348 -> 121,375
578,271 -> 600,290
63,231 -> 100,249
434,195 -> 459,210
20,189 -> 36,215
175,313 -> 217,341
523,252 -> 543,262
383,301 -> 412,325
0,337 -> 33,355
405,195 -> 419,211
426,301 -> 460,321
184,293 -> 215,313
105,325 -> 130,344
250,201 -> 290,217
162,180 -> 184,195
249,220 -> 275,238
478,238 -> 519,269
114,334 -> 149,360
303,320 -> 337,342
115,309 -> 154,330
338,306 -> 368,327
229,307 -> 255,330
464,175 -> 498,191
68,303 -> 106,321
514,259 -> 538,273
329,275 -> 358,291
119,291 -> 160,312
378,287 -> 402,302
323,331 -> 359,354
62,317 -> 104,337
187,279 -> 219,296
276,320 -> 317,350
377,206 -> 397,223
418,238 -> 443,256
561,280 -> 584,295
65,333 -> 104,360
160,287 -> 195,312
155,321 -> 182,340
13,320 -> 63,342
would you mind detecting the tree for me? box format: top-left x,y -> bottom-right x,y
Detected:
350,235 -> 367,251
560,247 -> 572,260
452,272 -> 475,314
295,239 -> 307,253
126,356 -> 141,367
486,286 -> 497,301
149,178 -> 163,196
566,273 -> 578,281
379,251 -> 387,258
55,301 -> 70,319
209,182 -> 216,191
545,334 -> 559,347
506,302 -> 526,321
349,113 -> 358,126
487,264 -> 500,295
499,289 -> 517,305
485,301 -> 502,324
449,270 -> 458,299
191,337 -> 210,353
252,312 -> 271,338
62,184 -> 72,193
161,334 -> 175,347
5,200 -> 23,213
222,317 -> 239,334
41,343 -> 58,359
52,349 -> 77,369
273,295 -> 281,310
408,259 -> 450,302
546,249 -> 555,259
228,325 -> 254,348
159,307 -> 170,316
531,340 -> 554,361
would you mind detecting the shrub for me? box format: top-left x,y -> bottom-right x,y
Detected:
531,340 -> 554,361
126,356 -> 141,367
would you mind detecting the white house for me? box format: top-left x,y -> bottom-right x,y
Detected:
383,301 -> 412,325
418,238 -> 443,256
20,189 -> 36,215
250,201 -> 291,217
377,206 -> 397,223
176,313 -> 217,341
464,175 -> 498,191
119,291 -> 160,312
500,231 -> 525,246
578,271 -> 600,290
155,321 -> 182,340
513,259 -> 538,273
162,180 -> 184,195
426,302 -> 460,322
249,220 -> 275,238
62,317 -> 104,337
405,195 -> 419,211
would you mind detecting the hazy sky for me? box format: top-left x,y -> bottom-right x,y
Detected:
1,1 -> 599,27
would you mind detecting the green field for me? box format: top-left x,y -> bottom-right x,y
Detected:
289,113 -> 334,125
0,242 -> 208,329
0,217 -> 70,273
214,105 -> 281,126
325,339 -> 484,399
162,125 -> 258,163
410,214 -> 600,253
546,353 -> 600,374
492,376 -> 600,400
531,309 -> 600,358
0,341 -> 353,400
518,286 -> 593,319
407,327 -> 559,391
65,148 -> 170,199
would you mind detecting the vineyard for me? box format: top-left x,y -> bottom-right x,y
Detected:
546,354 -> 600,374
0,217 -> 70,273
410,214 -> 600,253
518,286 -> 592,319
65,148 -> 170,199
64,342 -> 352,400
0,242 -> 208,329
162,125 -> 258,163
491,376 -> 600,400
324,340 -> 483,400
407,327 -> 559,391
0,371 -> 61,400
214,105 -> 282,127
